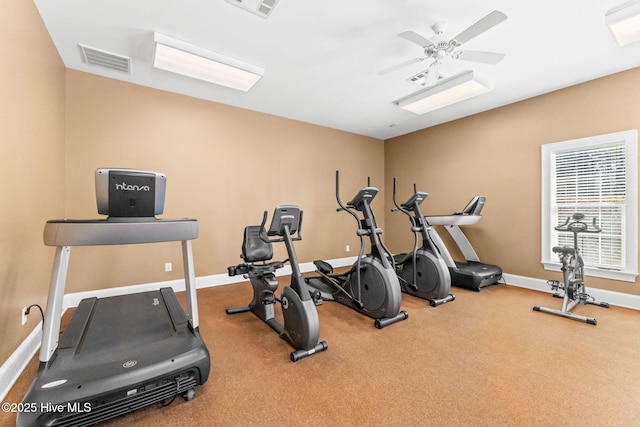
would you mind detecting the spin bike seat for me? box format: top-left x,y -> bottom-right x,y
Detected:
552,246 -> 576,256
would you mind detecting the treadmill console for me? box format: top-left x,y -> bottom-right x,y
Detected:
95,168 -> 166,219
458,196 -> 486,216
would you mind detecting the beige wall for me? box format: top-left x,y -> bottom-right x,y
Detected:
63,70 -> 384,293
384,66 -> 640,296
0,0 -> 66,364
3,0 -> 639,370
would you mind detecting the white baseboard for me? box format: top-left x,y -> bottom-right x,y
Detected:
0,256 -> 357,401
0,323 -> 42,402
503,272 -> 640,310
3,263 -> 636,402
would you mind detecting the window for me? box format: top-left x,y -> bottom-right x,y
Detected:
541,130 -> 638,282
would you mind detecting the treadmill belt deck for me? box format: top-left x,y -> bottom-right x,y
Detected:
61,289 -> 186,359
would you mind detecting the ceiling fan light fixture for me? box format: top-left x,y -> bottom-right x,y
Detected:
152,32 -> 263,92
394,71 -> 490,115
606,0 -> 640,46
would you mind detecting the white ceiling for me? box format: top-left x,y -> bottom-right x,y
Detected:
34,0 -> 640,140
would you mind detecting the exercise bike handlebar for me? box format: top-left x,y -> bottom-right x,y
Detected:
258,207 -> 303,244
554,214 -> 601,234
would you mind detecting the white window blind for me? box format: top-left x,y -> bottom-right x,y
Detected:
554,144 -> 626,269
541,130 -> 638,282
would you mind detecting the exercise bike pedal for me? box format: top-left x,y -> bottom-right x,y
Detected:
261,295 -> 278,305
311,290 -> 324,306
547,280 -> 563,291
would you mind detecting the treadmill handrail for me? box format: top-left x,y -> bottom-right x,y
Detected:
425,215 -> 482,226
43,219 -> 199,246
39,218 -> 200,364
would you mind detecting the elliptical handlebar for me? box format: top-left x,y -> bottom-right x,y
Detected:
391,178 -> 411,215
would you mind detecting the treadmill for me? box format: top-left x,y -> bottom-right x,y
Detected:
18,169 -> 210,426
426,196 -> 502,291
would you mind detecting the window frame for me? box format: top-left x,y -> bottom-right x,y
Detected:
541,129 -> 638,282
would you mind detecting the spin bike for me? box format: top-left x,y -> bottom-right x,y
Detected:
226,205 -> 328,361
533,213 -> 610,325
391,178 -> 455,307
305,171 -> 408,329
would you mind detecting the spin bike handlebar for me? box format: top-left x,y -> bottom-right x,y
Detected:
554,213 -> 601,234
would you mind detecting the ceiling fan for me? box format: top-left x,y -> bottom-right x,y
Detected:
379,10 -> 508,85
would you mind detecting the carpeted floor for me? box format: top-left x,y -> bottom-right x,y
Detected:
4,281 -> 640,426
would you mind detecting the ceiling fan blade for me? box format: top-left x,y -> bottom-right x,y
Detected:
398,30 -> 435,49
455,50 -> 505,64
378,57 -> 426,76
452,10 -> 507,45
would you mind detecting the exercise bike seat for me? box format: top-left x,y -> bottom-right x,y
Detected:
552,246 -> 576,256
227,226 -> 283,277
243,225 -> 273,262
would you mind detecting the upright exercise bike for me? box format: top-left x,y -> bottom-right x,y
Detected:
305,171 -> 408,329
227,205 -> 328,361
391,178 -> 455,307
533,213 -> 610,325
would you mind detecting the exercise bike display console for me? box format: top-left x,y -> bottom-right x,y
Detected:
226,205 -> 328,361
426,196 -> 502,291
305,171 -> 408,329
533,213 -> 609,325
17,169 -> 210,427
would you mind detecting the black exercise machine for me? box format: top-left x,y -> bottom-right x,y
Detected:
226,205 -> 328,361
427,196 -> 502,291
391,178 -> 455,306
305,171 -> 408,329
18,168 -> 210,427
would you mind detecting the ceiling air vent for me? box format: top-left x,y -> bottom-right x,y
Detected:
225,0 -> 280,19
79,44 -> 131,74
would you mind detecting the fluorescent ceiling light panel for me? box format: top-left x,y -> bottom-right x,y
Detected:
606,0 -> 640,46
153,33 -> 263,92
394,71 -> 490,115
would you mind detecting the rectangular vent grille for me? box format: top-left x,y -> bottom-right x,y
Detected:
225,0 -> 280,18
43,374 -> 198,426
79,44 -> 131,74
407,70 -> 429,86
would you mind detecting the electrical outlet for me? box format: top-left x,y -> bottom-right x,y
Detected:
346,245 -> 350,252
21,307 -> 28,325
165,262 -> 172,272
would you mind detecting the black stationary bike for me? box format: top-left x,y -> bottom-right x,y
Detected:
226,205 -> 328,361
391,178 -> 455,307
305,171 -> 408,329
533,213 -> 610,325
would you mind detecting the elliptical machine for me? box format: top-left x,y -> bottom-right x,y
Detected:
533,213 -> 610,325
305,171 -> 408,329
391,178 -> 455,307
227,205 -> 328,361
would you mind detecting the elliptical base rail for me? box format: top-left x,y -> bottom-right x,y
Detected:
374,310 -> 409,329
